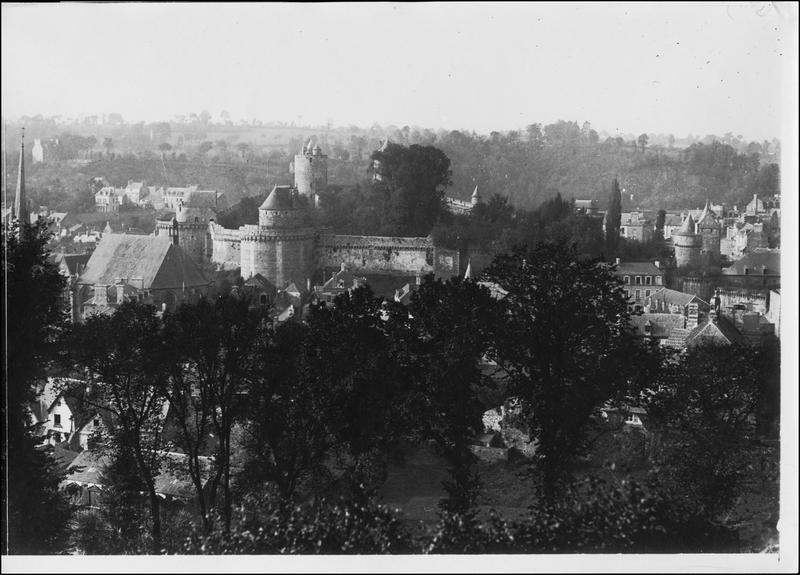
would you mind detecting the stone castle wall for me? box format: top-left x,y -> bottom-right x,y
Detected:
209,223 -> 242,270
316,234 -> 435,275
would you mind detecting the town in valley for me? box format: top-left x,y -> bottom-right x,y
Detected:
2,2 -> 795,566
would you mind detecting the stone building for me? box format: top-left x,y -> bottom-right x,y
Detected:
74,233 -> 210,321
209,144 -> 462,291
695,200 -> 722,261
445,186 -> 482,215
672,214 -> 702,268
292,139 -> 328,198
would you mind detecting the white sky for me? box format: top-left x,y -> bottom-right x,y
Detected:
1,2 -> 796,141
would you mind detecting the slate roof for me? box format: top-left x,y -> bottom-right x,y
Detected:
614,261 -> 664,276
628,313 -> 686,339
243,273 -> 277,294
646,288 -> 708,311
260,185 -> 296,210
78,235 -> 209,290
685,317 -> 742,346
54,252 -> 92,276
723,249 -> 780,276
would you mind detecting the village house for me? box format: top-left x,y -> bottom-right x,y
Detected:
74,233 -> 211,321
27,378 -> 91,446
619,211 -> 654,242
611,259 -> 665,311
720,248 -> 780,290
94,186 -> 127,213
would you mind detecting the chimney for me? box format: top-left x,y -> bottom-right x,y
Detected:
415,274 -> 422,286
115,279 -> 125,304
340,262 -> 346,272
686,302 -> 699,329
615,257 -> 620,266
394,289 -> 401,302
170,217 -> 179,246
94,284 -> 109,306
654,260 -> 660,268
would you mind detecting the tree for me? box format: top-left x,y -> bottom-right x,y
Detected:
161,295 -> 262,533
604,177 -> 622,256
158,142 -> 172,156
655,209 -> 666,238
65,302 -> 170,551
637,133 -> 649,153
409,276 -> 497,513
483,241 -> 636,497
2,220 -> 72,554
103,137 -> 114,156
643,344 -> 765,517
368,143 -> 452,236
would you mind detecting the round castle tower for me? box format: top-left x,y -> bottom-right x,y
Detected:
695,200 -> 721,259
239,185 -> 316,287
155,200 -> 214,263
672,214 -> 702,268
293,139 -> 328,197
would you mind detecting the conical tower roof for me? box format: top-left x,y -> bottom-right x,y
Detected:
673,214 -> 697,236
471,185 -> 481,201
464,259 -> 472,280
696,199 -> 718,227
259,185 -> 295,210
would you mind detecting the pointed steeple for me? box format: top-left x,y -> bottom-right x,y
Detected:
464,259 -> 472,280
675,214 -> 697,236
697,198 -> 716,227
14,129 -> 28,225
470,185 -> 481,206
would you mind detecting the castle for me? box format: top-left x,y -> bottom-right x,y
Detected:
162,141 -> 463,289
672,200 -> 722,268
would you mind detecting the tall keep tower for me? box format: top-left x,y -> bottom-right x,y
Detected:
672,214 -> 702,268
695,200 -> 721,260
293,139 -> 328,197
239,185 -> 316,286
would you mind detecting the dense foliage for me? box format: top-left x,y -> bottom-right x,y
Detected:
2,220 -> 72,554
483,241 -> 641,495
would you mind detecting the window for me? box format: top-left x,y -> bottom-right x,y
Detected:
635,276 -> 642,285
645,289 -> 651,297
53,414 -> 62,427
624,289 -> 630,298
635,289 -> 641,300
645,276 -> 652,285
260,294 -> 268,306
625,413 -> 642,425
624,276 -> 630,284
93,418 -> 100,427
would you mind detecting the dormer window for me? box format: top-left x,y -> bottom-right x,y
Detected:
53,414 -> 62,427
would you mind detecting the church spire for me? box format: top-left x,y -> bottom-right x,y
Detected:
14,129 -> 28,225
